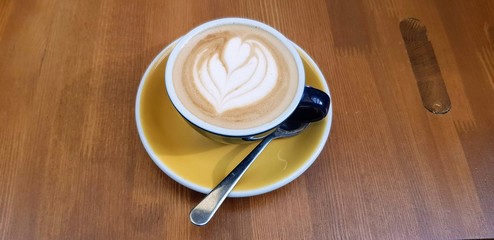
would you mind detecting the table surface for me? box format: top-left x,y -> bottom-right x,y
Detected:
1,0 -> 493,239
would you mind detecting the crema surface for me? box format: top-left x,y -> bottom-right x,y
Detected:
172,24 -> 299,129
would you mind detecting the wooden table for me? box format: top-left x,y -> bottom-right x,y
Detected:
1,0 -> 493,239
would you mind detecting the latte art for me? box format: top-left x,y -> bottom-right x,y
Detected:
193,37 -> 278,113
170,24 -> 300,129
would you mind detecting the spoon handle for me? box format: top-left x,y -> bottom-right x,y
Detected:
189,135 -> 276,226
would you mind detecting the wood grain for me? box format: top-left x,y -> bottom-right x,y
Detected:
1,0 -> 493,239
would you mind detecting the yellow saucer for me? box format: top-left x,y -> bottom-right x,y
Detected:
135,40 -> 332,197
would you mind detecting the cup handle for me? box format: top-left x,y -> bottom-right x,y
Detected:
287,86 -> 330,123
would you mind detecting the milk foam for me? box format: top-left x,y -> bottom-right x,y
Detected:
192,37 -> 278,113
171,24 -> 299,129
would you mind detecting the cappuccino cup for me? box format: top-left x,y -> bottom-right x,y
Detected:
165,18 -> 329,143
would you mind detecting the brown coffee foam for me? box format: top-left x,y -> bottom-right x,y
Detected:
172,25 -> 298,129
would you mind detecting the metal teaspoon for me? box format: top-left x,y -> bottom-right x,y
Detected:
189,120 -> 312,226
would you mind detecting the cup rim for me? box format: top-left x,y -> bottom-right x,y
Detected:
164,17 -> 305,137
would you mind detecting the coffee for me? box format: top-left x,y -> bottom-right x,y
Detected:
171,24 -> 299,130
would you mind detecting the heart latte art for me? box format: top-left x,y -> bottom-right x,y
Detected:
194,37 -> 278,113
171,25 -> 299,129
